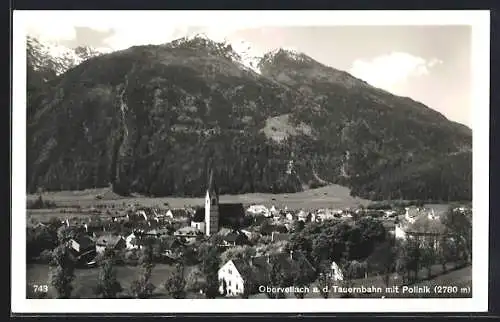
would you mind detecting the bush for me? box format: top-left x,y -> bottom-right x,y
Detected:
37,249 -> 54,264
123,250 -> 140,266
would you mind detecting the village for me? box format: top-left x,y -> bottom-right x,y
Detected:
26,171 -> 472,299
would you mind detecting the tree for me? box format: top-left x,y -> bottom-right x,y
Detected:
240,267 -> 257,299
293,220 -> 305,233
57,225 -> 76,245
316,260 -> 331,299
130,243 -> 155,298
184,268 -> 201,292
290,253 -> 313,299
199,245 -> 220,298
164,263 -> 186,299
220,245 -> 255,264
95,253 -> 122,298
397,240 -> 421,283
442,207 -> 472,262
437,237 -> 450,273
49,244 -> 75,299
420,244 -> 436,279
260,220 -> 273,236
267,258 -> 287,299
367,241 -> 397,288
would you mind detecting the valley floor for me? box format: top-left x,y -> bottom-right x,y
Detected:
26,184 -> 372,215
26,263 -> 471,299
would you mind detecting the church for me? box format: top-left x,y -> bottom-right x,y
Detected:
199,169 -> 246,236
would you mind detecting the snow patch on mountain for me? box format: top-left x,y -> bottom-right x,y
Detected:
27,36 -> 104,76
227,39 -> 264,74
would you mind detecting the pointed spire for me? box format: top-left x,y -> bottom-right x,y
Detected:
207,168 -> 219,198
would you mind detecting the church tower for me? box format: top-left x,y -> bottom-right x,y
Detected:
205,169 -> 219,236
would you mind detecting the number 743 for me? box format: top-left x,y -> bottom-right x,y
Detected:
33,284 -> 49,293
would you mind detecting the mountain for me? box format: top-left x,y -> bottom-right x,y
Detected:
26,35 -> 472,201
27,36 -> 103,77
27,36 -> 103,119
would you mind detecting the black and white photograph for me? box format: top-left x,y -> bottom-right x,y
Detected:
12,10 -> 489,313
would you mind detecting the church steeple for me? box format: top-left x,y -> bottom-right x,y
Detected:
205,168 -> 220,236
207,168 -> 219,200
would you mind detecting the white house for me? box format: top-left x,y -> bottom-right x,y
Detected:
125,232 -> 141,250
269,205 -> 278,217
136,210 -> 149,221
218,259 -> 245,297
330,261 -> 344,281
191,221 -> 205,232
297,210 -> 308,222
427,209 -> 438,220
218,252 -> 316,297
394,224 -> 407,240
247,205 -> 269,216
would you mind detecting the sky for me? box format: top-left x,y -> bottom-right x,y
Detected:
23,13 -> 472,127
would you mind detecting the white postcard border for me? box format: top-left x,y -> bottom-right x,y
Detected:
12,10 -> 490,313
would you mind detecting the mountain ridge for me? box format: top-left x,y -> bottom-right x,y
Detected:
26,34 -> 472,202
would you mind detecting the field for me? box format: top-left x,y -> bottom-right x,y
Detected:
26,263 -> 204,299
26,184 -> 454,225
26,184 -> 372,222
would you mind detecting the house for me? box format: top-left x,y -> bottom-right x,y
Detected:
219,203 -> 246,229
135,210 -> 149,221
218,251 -> 315,297
404,206 -> 425,224
125,232 -> 142,250
220,230 -> 249,247
111,213 -> 128,223
285,212 -> 295,221
297,210 -> 310,222
69,234 -> 96,265
96,234 -> 126,254
394,223 -> 408,240
329,261 -> 344,281
144,228 -> 169,239
174,226 -> 202,242
165,209 -> 174,219
316,210 -> 335,222
83,221 -> 104,237
191,207 -> 206,232
247,205 -> 270,217
427,209 -> 439,220
383,210 -> 398,219
269,205 -> 279,217
240,229 -> 253,240
218,259 -> 247,297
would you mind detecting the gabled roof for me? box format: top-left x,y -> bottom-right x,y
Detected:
229,252 -> 315,285
71,234 -> 95,251
175,226 -> 201,236
193,208 -> 205,222
96,234 -> 124,248
219,203 -> 246,229
222,230 -> 248,243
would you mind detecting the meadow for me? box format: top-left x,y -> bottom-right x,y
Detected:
27,184 -> 371,211
26,263 -> 204,299
27,262 -> 471,299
